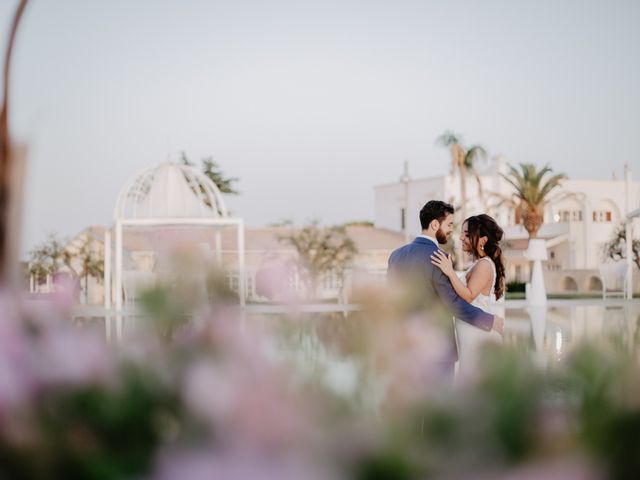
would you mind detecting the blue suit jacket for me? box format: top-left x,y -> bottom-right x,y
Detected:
388,237 -> 494,359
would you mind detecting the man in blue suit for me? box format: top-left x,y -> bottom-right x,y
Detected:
388,200 -> 504,377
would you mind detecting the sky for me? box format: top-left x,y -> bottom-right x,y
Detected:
1,0 -> 639,254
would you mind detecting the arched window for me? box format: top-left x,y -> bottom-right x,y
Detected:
562,276 -> 578,291
587,276 -> 603,292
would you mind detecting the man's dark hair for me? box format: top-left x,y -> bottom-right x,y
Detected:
419,200 -> 454,230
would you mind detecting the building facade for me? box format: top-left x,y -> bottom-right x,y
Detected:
374,160 -> 640,293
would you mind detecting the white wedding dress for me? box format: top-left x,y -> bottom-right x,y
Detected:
455,257 -> 503,379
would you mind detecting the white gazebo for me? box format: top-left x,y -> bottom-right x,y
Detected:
104,162 -> 245,310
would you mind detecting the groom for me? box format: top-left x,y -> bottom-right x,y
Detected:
388,200 -> 504,376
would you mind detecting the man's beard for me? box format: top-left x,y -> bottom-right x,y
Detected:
435,228 -> 449,244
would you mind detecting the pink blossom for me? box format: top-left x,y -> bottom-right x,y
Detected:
255,258 -> 299,302
183,359 -> 235,424
183,353 -> 316,452
381,315 -> 452,406
0,295 -> 37,412
49,275 -> 79,313
154,448 -> 332,480
35,327 -> 115,386
495,458 -> 603,480
181,316 -> 320,452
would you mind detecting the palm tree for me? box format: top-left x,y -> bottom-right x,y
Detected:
436,131 -> 487,222
501,163 -> 566,239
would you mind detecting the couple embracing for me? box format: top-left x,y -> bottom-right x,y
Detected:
388,200 -> 506,380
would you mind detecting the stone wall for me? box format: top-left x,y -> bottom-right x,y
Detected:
544,267 -> 640,295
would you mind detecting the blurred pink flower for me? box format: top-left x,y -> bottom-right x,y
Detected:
181,316 -> 320,453
183,359 -> 235,423
0,294 -> 37,412
382,315 -> 452,406
255,257 -> 300,303
495,458 -> 603,480
36,327 -> 115,386
49,274 -> 79,313
183,354 -> 316,452
154,448 -> 332,480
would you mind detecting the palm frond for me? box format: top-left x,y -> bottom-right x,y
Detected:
537,173 -> 567,202
503,162 -> 566,210
435,130 -> 462,147
463,145 -> 487,168
500,173 -> 526,199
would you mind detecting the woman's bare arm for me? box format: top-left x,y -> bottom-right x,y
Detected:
430,251 -> 493,303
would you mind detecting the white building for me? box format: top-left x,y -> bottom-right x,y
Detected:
374,160 -> 640,294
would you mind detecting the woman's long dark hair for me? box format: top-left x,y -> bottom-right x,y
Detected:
465,214 -> 506,300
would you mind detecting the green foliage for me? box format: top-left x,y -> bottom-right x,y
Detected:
139,285 -> 191,341
478,348 -> 542,462
5,269 -> 640,480
27,232 -> 66,279
269,218 -> 294,227
499,162 -> 566,237
278,220 -> 358,295
66,233 -> 105,303
180,151 -> 239,195
138,250 -> 238,340
342,220 -> 374,228
355,450 -> 419,480
436,130 -> 489,211
0,366 -> 177,480
28,232 -> 104,301
603,221 -> 640,269
506,280 -> 526,293
501,163 -> 566,211
560,343 -> 640,480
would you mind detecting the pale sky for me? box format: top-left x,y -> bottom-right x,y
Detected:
1,0 -> 639,254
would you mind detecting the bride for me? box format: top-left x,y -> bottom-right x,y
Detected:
430,214 -> 506,378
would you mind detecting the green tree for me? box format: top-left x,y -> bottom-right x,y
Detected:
180,151 -> 239,195
342,220 -> 374,228
28,232 -> 104,303
436,131 -> 488,221
278,221 -> 358,299
65,234 -> 105,304
27,233 -> 66,284
501,163 -> 566,239
604,222 -> 640,269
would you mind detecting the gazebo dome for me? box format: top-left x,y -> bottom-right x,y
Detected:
113,162 -> 228,220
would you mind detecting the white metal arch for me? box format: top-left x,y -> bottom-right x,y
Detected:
104,162 -> 245,312
113,162 -> 229,221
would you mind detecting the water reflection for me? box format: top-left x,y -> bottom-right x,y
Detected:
72,302 -> 640,369
504,303 -> 640,366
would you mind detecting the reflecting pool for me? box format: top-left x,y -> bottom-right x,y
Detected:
72,299 -> 640,366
